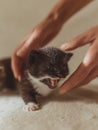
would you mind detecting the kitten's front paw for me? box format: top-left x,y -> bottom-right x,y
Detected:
23,102 -> 40,112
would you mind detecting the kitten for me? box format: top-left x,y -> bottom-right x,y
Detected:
0,47 -> 73,111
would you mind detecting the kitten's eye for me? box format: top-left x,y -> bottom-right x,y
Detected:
47,65 -> 58,72
47,66 -> 52,70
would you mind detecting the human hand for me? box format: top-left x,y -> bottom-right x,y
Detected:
11,17 -> 62,80
60,26 -> 98,94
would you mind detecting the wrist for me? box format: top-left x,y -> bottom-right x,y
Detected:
46,0 -> 92,26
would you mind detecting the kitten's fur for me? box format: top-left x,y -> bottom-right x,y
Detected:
0,47 -> 73,111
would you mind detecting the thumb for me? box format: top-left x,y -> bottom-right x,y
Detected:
61,35 -> 86,51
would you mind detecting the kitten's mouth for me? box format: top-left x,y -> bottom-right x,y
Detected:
40,78 -> 60,89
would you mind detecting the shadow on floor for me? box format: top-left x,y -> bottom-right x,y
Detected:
38,84 -> 98,107
0,84 -> 98,108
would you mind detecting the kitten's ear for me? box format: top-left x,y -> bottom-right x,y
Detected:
65,53 -> 73,62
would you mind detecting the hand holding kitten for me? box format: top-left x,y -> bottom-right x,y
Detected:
11,0 -> 91,81
11,16 -> 62,80
11,0 -> 96,93
60,26 -> 98,94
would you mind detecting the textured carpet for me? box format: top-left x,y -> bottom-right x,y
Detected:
0,84 -> 98,130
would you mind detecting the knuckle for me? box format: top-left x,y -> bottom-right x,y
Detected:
83,56 -> 95,69
84,59 -> 96,69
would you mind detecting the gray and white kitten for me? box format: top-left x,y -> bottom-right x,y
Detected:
0,47 -> 73,111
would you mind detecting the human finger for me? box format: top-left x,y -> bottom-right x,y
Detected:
61,26 -> 97,51
11,53 -> 24,80
60,37 -> 98,94
76,66 -> 98,87
59,62 -> 92,94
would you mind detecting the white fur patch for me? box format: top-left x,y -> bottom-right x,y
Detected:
23,102 -> 40,112
28,73 -> 53,96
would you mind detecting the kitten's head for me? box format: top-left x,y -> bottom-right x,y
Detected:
27,47 -> 73,89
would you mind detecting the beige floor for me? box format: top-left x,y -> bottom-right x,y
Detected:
0,0 -> 98,130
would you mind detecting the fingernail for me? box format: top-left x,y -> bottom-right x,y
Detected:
59,89 -> 66,95
17,50 -> 23,57
17,50 -> 20,56
18,76 -> 21,81
60,43 -> 69,50
14,73 -> 18,79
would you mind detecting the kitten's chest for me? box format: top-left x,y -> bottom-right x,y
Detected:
28,74 -> 52,96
